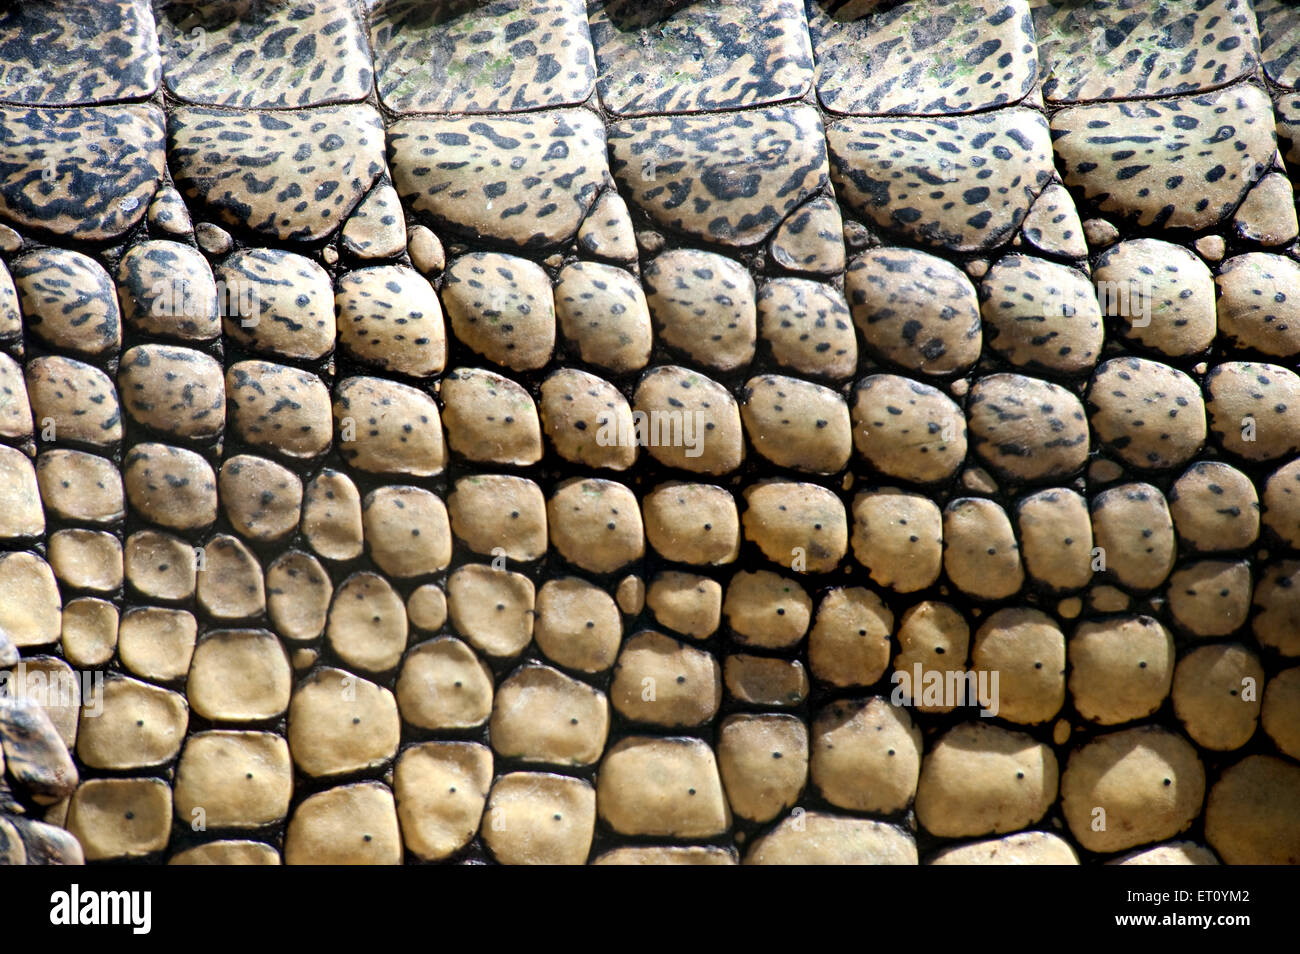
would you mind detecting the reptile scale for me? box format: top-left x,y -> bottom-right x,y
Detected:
0,0 -> 1296,866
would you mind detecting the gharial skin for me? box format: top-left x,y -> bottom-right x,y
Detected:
0,0 -> 1295,868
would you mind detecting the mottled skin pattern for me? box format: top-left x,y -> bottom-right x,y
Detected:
389,109 -> 609,249
0,0 -> 1298,867
770,195 -> 845,273
121,443 -> 218,527
341,183 -> 405,257
115,241 -> 221,341
335,265 -> 445,378
226,361 -> 333,459
851,373 -> 967,483
1034,0 -> 1258,102
1087,357 -> 1206,470
10,249 -> 121,357
0,263 -> 18,341
978,254 -> 1103,377
24,356 -> 123,450
1215,252 -> 1300,358
1020,183 -> 1086,258
220,454 -> 303,541
757,278 -> 857,380
437,366 -> 540,466
169,104 -> 385,242
809,0 -> 1039,115
1052,84 -> 1275,231
0,0 -> 159,105
1270,94 -> 1300,166
553,260 -> 653,373
845,247 -> 981,377
371,0 -> 595,114
576,190 -> 636,260
828,107 -> 1053,253
118,345 -> 226,441
966,374 -> 1090,482
590,0 -> 813,116
441,252 -> 555,371
0,105 -> 164,242
0,359 -> 31,447
0,698 -> 78,799
215,247 -> 335,360
336,375 -> 450,474
643,248 -> 757,372
1255,0 -> 1300,86
608,105 -> 829,247
1092,238 -> 1215,356
539,367 -> 637,470
146,186 -> 191,237
155,0 -> 373,108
